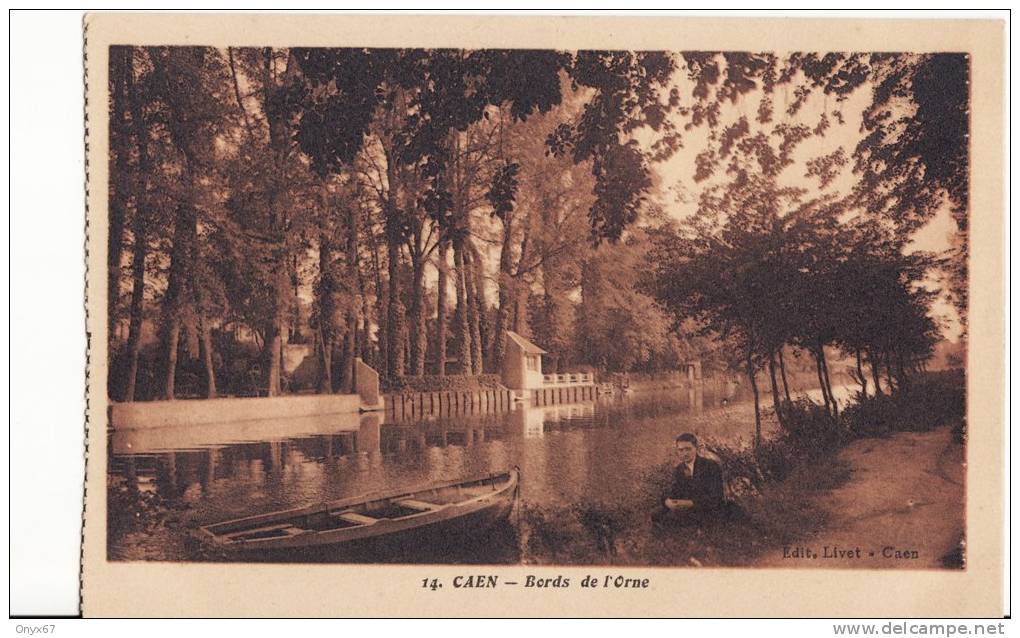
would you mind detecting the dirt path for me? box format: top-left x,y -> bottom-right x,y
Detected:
756,425 -> 965,569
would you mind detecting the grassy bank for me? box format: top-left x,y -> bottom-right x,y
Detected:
517,370 -> 965,566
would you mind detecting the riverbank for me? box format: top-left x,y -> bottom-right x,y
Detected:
754,424 -> 964,568
517,424 -> 963,568
516,371 -> 966,568
516,443 -> 848,567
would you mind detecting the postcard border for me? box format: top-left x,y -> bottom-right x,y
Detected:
82,13 -> 1005,618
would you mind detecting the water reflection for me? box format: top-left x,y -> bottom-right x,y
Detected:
108,385 -> 787,561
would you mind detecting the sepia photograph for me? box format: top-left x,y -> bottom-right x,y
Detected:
80,13 -> 1005,618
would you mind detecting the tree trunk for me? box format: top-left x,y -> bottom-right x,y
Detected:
346,200 -> 368,380
768,351 -> 785,429
265,236 -> 288,395
108,47 -> 132,350
867,350 -> 883,396
896,350 -> 910,389
453,241 -> 471,374
260,49 -> 295,397
401,321 -> 411,375
381,143 -> 406,381
186,196 -> 216,399
317,233 -> 335,393
163,321 -> 180,400
814,348 -> 832,417
777,347 -> 792,404
474,247 -> 490,369
819,345 -> 838,419
385,238 -> 404,379
358,316 -> 370,371
338,311 -> 357,393
435,242 -> 449,376
319,329 -> 334,394
373,283 -> 386,377
511,278 -> 529,336
747,350 -> 762,449
335,326 -> 348,394
490,218 -> 514,371
540,283 -> 559,369
409,252 -> 426,376
466,243 -> 485,374
108,217 -> 126,344
266,317 -> 283,396
160,205 -> 191,400
368,232 -> 387,376
491,259 -> 514,365
885,352 -> 895,393
121,55 -> 150,402
198,317 -> 217,398
351,314 -> 361,377
510,212 -> 533,337
856,349 -> 868,397
122,234 -> 146,402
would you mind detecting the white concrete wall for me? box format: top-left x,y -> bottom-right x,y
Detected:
111,411 -> 373,453
110,393 -> 363,430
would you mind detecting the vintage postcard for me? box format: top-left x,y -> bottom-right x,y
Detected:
82,13 -> 1005,617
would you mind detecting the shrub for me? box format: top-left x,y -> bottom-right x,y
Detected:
384,374 -> 505,393
697,398 -> 849,499
778,399 -> 847,456
519,503 -> 584,561
574,501 -> 633,557
702,436 -> 797,492
841,370 -> 965,435
840,393 -> 899,436
899,369 -> 965,429
107,479 -> 179,537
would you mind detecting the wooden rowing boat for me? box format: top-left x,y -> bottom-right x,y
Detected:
189,469 -> 520,557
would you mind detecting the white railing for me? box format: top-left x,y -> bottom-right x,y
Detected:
542,372 -> 593,385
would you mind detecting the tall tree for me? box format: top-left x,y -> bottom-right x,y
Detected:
222,47 -> 313,396
146,46 -> 233,399
295,48 -> 681,379
107,46 -> 132,353
109,46 -> 154,401
852,53 -> 970,326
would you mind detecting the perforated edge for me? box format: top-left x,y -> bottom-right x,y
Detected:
79,12 -> 91,617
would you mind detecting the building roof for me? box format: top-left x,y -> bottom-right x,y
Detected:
505,330 -> 547,355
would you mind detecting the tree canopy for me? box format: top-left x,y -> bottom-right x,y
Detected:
106,46 -> 966,418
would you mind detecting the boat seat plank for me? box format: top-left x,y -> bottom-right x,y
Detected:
396,499 -> 442,511
335,512 -> 378,525
224,523 -> 300,539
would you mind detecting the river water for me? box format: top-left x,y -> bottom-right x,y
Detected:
108,384 -> 850,563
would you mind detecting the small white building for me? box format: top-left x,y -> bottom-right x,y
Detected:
501,330 -> 547,391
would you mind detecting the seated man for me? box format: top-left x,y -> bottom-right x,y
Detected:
652,432 -> 725,527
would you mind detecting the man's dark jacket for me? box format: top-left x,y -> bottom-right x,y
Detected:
667,455 -> 725,514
